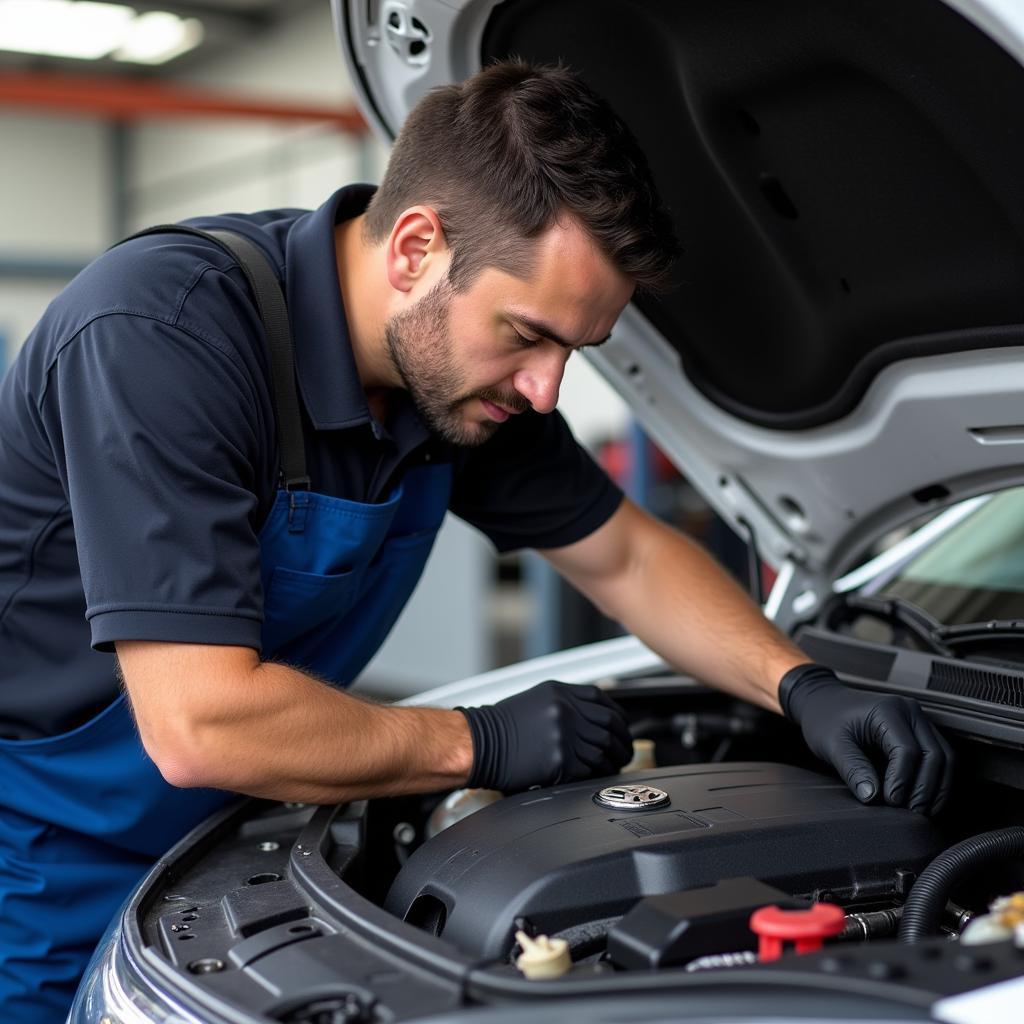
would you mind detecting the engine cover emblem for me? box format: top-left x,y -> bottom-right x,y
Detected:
593,783 -> 670,811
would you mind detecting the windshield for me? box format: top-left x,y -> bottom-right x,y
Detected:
880,487 -> 1024,624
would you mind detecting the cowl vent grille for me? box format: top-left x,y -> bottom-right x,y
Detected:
928,662 -> 1024,709
796,633 -> 896,682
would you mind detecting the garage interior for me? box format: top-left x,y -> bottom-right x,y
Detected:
5,5 -> 1024,1022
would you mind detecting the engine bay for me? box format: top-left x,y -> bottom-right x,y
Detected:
114,673 -> 1024,1023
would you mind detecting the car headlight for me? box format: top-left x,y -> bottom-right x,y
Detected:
68,920 -> 207,1024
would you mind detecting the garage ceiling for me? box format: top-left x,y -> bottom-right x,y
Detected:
0,0 -> 323,75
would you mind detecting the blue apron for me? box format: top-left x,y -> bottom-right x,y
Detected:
0,228 -> 451,1022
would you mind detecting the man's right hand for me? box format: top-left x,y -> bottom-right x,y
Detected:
458,681 -> 632,793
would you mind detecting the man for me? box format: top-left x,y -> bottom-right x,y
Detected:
0,61 -> 950,1022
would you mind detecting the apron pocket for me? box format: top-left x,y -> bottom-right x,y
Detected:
262,565 -> 361,661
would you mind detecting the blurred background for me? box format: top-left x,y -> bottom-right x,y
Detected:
0,0 -> 748,696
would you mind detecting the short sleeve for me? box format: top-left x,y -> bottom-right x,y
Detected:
39,314 -> 266,651
449,409 -> 623,553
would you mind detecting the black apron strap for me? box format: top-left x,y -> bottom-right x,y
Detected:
116,225 -> 309,491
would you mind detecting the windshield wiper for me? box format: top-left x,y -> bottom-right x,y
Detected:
828,594 -> 1024,658
825,593 -> 954,657
934,619 -> 1024,651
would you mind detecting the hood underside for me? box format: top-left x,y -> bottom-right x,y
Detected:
481,0 -> 1024,428
336,0 -> 1024,596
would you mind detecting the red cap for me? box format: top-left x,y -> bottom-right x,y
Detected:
749,903 -> 846,961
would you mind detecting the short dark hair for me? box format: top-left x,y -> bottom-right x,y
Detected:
363,59 -> 678,292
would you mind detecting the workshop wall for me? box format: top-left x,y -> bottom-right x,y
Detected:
127,4 -> 387,227
0,5 -> 381,363
0,111 -> 112,364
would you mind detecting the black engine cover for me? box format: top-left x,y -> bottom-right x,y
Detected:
386,762 -> 944,959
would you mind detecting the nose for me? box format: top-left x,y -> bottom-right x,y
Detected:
512,348 -> 568,414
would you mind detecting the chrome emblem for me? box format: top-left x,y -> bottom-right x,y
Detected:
594,784 -> 670,811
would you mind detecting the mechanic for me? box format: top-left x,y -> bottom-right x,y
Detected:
0,61 -> 952,1023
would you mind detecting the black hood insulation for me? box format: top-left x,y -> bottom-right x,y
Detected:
482,0 -> 1024,428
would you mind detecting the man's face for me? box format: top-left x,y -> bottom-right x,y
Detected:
383,217 -> 634,446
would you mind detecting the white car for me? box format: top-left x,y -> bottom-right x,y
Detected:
71,1 -> 1024,1021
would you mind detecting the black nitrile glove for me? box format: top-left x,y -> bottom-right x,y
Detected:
779,663 -> 953,815
458,681 -> 632,793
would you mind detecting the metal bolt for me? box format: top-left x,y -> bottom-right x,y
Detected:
393,822 -> 416,846
188,958 -> 225,975
258,841 -> 280,852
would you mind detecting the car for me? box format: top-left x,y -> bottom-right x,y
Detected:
70,1 -> 1024,1021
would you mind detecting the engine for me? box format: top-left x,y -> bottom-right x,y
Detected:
386,761 -> 945,966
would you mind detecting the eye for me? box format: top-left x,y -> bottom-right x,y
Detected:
511,328 -> 539,349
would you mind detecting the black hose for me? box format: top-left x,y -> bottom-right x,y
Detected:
898,827 -> 1024,942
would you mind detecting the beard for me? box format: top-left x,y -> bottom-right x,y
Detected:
383,277 -> 529,447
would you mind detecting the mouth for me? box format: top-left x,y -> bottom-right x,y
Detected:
479,397 -> 514,423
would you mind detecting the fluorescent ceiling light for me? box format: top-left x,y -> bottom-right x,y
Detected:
113,10 -> 203,64
0,1 -> 134,60
0,1 -> 203,63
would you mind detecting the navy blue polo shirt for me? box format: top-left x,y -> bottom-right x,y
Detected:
0,185 -> 623,740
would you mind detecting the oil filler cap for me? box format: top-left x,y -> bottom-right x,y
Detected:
594,783 -> 670,811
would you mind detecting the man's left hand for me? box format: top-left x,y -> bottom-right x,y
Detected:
779,663 -> 954,815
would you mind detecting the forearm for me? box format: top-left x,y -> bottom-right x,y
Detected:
118,643 -> 473,803
554,505 -> 805,713
616,520 -> 803,710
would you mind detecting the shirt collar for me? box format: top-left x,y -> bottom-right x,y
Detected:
284,184 -> 378,432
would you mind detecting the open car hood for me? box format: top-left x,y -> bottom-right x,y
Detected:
333,0 -> 1024,620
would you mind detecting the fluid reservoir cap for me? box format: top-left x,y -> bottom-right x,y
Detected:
991,891 -> 1024,928
750,903 -> 846,961
514,930 -> 571,979
593,783 -> 669,811
961,913 -> 1013,946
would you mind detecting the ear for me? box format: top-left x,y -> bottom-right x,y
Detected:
384,206 -> 449,293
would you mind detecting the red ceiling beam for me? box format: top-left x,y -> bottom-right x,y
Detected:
0,70 -> 369,133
